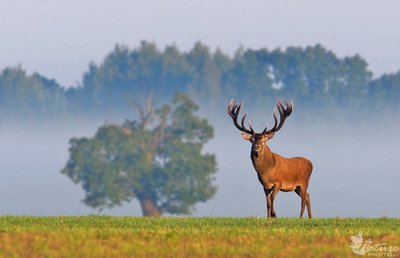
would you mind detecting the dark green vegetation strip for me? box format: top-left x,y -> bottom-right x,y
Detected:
0,217 -> 399,257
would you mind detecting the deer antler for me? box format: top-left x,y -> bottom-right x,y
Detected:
262,100 -> 293,134
227,99 -> 255,135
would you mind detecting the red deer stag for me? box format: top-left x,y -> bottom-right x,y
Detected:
227,99 -> 313,218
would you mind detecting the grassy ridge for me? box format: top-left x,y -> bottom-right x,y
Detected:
0,217 -> 399,257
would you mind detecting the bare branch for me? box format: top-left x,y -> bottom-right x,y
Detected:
127,94 -> 155,131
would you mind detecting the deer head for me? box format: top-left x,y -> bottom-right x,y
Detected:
227,99 -> 293,156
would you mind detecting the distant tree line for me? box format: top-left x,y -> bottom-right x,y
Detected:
1,41 -> 399,122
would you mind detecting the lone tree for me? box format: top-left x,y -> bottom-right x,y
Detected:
61,93 -> 217,216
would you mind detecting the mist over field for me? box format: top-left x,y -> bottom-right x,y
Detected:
1,109 -> 398,217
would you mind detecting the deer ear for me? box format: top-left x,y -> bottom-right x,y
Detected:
265,133 -> 275,140
241,133 -> 252,141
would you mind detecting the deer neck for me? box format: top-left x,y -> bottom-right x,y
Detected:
251,145 -> 274,174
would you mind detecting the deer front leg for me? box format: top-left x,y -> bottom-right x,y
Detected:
270,185 -> 280,218
264,188 -> 272,218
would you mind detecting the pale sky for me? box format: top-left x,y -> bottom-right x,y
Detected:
1,0 -> 400,87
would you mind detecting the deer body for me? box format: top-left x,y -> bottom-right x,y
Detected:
228,99 -> 313,218
252,152 -> 312,193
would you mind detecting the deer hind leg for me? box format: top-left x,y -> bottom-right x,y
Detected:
296,186 -> 312,219
294,186 -> 301,197
296,186 -> 307,218
269,185 -> 280,218
305,192 -> 312,218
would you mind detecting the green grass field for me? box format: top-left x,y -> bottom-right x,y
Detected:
0,216 -> 399,257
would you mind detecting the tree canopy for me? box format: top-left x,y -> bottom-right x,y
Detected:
61,93 -> 217,216
1,42 -> 400,122
0,66 -> 67,121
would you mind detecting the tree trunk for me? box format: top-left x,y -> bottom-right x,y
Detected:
139,197 -> 161,217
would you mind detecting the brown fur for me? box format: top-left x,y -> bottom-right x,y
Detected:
243,133 -> 313,218
228,99 -> 313,218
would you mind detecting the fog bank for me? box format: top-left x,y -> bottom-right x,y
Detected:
0,117 -> 399,217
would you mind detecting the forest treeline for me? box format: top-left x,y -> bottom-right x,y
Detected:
1,41 -> 399,123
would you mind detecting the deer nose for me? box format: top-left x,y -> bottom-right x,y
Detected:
254,145 -> 261,152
